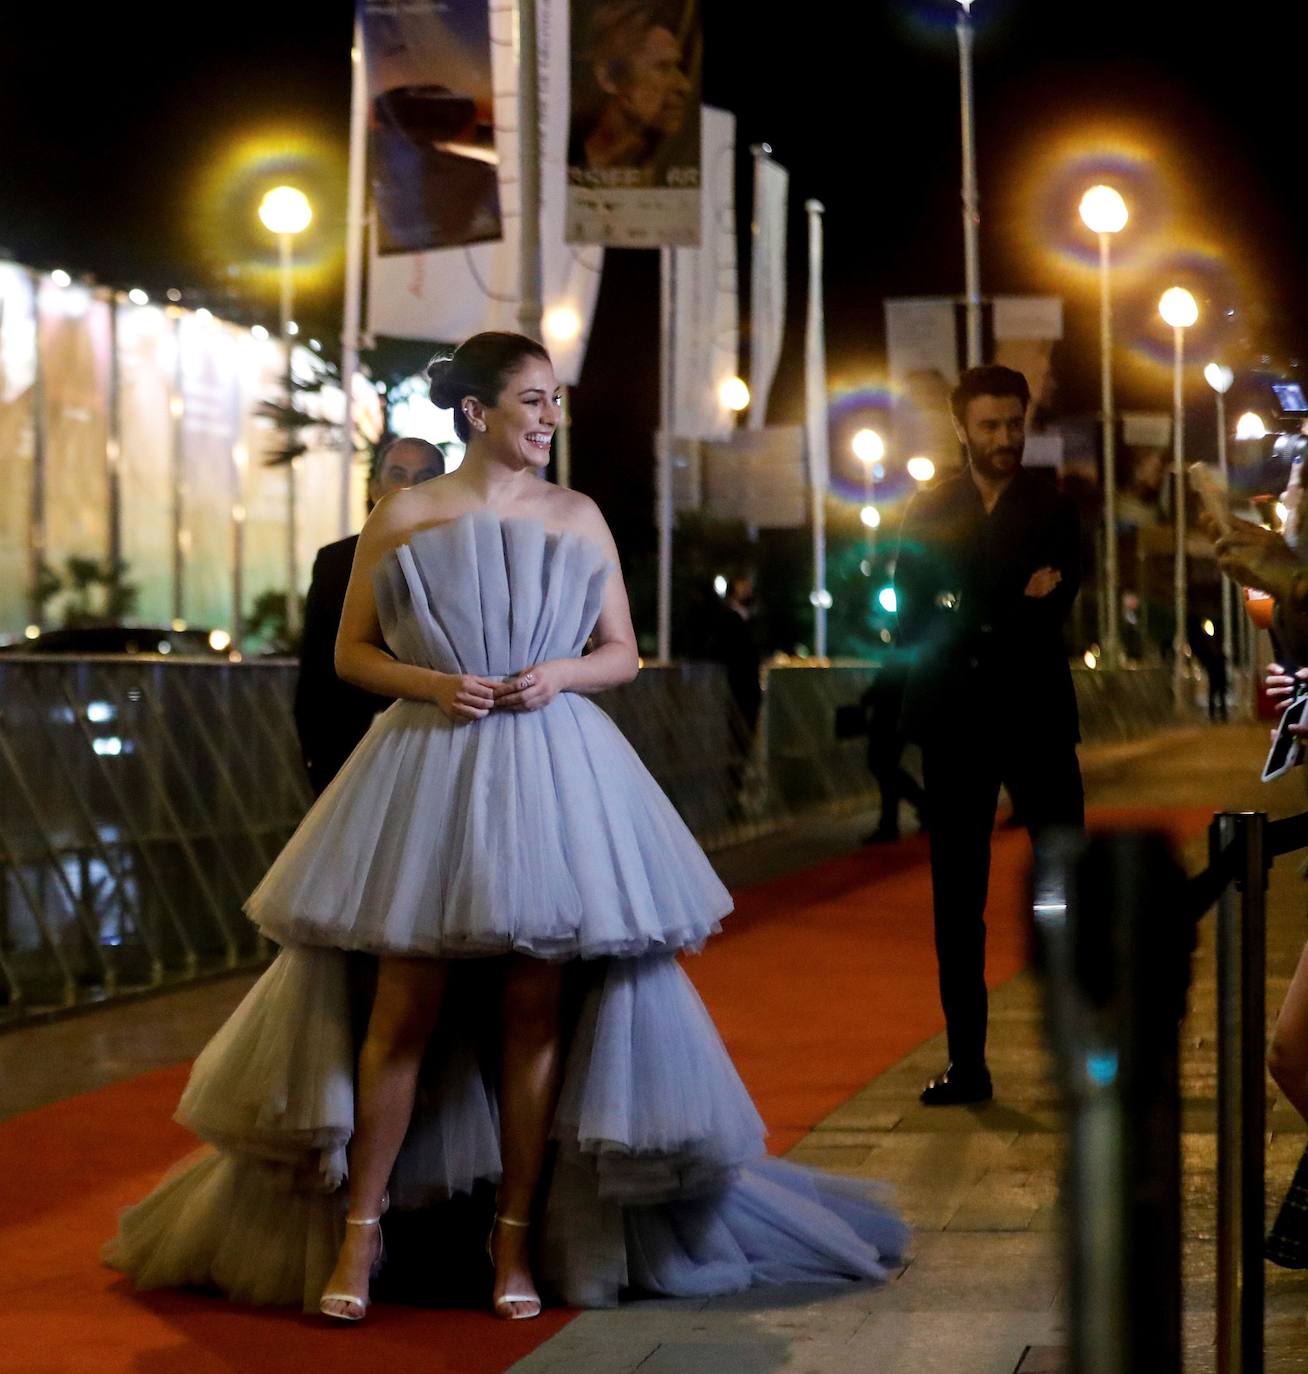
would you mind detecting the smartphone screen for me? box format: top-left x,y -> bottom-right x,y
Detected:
1263,694 -> 1308,782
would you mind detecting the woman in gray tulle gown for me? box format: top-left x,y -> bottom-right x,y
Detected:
104,332 -> 907,1323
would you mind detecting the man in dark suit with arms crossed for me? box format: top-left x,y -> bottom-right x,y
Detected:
294,436 -> 446,794
895,365 -> 1083,1105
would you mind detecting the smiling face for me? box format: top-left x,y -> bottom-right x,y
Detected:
956,394 -> 1026,481
473,355 -> 561,470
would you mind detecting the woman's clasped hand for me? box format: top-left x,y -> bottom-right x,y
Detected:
430,664 -> 563,721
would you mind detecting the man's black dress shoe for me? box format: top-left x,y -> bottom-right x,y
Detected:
920,1064 -> 993,1106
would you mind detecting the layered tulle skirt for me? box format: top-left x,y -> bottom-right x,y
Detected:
245,695 -> 733,960
104,946 -> 908,1310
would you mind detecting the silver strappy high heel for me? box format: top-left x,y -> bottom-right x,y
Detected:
320,1193 -> 389,1322
487,1213 -> 542,1320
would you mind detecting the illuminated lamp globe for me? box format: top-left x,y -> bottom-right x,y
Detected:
1204,363 -> 1234,395
1078,185 -> 1128,235
851,428 -> 885,466
1159,287 -> 1198,330
543,305 -> 582,343
860,504 -> 881,529
1235,412 -> 1267,441
209,629 -> 232,653
258,186 -> 313,236
718,376 -> 750,412
907,455 -> 936,483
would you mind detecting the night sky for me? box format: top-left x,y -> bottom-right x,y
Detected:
4,1 -> 1306,592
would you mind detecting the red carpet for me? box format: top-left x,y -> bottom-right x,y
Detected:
0,806 -> 1207,1373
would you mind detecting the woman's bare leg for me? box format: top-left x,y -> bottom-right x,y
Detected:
1270,938 -> 1308,1121
491,956 -> 565,1317
321,956 -> 448,1316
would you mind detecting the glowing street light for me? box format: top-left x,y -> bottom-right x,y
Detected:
718,376 -> 750,413
258,186 -> 313,237
1235,412 -> 1267,441
1079,184 -> 1129,236
1159,286 -> 1198,330
1159,286 -> 1198,700
852,429 -> 885,561
851,428 -> 886,466
543,304 -> 582,344
258,184 -> 313,640
907,455 -> 936,484
1080,184 -> 1129,668
1205,362 -> 1236,684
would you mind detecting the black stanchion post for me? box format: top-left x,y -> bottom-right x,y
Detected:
1215,811 -> 1267,1374
1033,828 -> 1191,1374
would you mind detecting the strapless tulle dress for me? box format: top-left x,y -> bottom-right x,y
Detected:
103,510 -> 907,1311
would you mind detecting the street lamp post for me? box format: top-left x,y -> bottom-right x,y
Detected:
956,0 -> 982,367
1205,362 -> 1236,703
1159,286 -> 1198,704
1079,184 -> 1128,669
258,185 -> 312,639
852,428 -> 885,566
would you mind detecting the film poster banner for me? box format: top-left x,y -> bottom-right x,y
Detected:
0,265 -> 36,631
38,281 -> 111,576
117,304 -> 175,623
362,0 -> 502,255
367,0 -> 603,386
178,312 -> 241,632
566,0 -> 702,247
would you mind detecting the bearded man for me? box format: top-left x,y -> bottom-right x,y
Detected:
895,365 -> 1084,1106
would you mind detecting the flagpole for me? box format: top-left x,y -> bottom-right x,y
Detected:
746,142 -> 770,542
340,10 -> 368,538
658,246 -> 674,663
805,199 -> 829,660
516,0 -> 543,343
748,144 -> 770,436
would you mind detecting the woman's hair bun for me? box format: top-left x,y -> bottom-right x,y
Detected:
425,355 -> 461,410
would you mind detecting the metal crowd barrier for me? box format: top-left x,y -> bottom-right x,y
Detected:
0,659 -> 797,1024
1036,809 -> 1308,1374
0,654 -> 1179,1026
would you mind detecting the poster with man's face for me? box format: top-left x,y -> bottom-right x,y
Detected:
566,0 -> 702,247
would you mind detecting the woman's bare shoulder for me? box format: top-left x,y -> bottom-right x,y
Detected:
360,479 -> 466,555
542,486 -> 616,551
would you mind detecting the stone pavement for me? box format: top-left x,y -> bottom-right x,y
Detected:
509,724 -> 1308,1374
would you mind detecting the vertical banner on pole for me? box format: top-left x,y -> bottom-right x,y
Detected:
367,0 -> 603,385
37,280 -> 111,576
748,149 -> 788,433
177,313 -> 241,634
670,106 -> 737,446
566,0 -> 702,247
361,0 -> 502,255
237,330 -> 291,629
804,200 -> 828,660
0,266 -> 37,632
117,302 -> 175,623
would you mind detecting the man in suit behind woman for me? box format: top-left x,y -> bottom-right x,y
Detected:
294,437 -> 447,794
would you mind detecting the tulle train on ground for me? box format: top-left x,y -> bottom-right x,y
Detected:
103,946 -> 908,1310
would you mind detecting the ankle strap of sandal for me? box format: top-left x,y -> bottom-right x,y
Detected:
346,1215 -> 382,1227
494,1213 -> 530,1229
